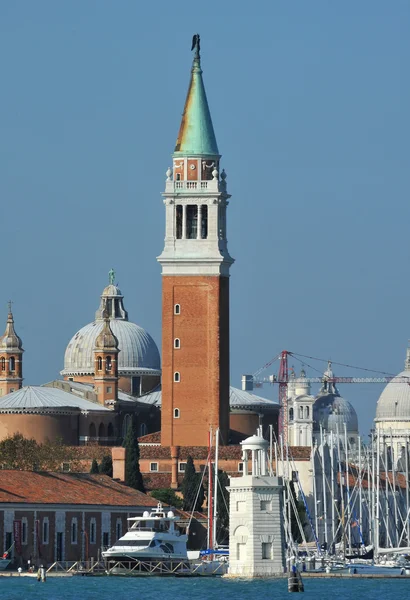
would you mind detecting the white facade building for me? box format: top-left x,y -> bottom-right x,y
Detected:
375,345 -> 410,467
287,369 -> 315,447
228,435 -> 285,576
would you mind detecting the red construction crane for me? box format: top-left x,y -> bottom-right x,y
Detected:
242,351 -> 410,446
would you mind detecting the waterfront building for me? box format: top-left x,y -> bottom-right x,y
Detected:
0,471 -> 157,565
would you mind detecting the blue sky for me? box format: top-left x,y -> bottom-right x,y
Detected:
1,1 -> 409,436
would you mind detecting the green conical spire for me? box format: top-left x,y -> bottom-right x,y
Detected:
174,36 -> 219,157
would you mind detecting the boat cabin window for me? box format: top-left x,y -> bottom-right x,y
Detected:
112,539 -> 151,547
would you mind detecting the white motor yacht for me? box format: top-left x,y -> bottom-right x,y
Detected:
102,503 -> 188,566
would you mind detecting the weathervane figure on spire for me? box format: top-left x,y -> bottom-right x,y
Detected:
108,268 -> 115,286
191,33 -> 200,57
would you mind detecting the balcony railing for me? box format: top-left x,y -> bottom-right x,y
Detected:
165,179 -> 224,193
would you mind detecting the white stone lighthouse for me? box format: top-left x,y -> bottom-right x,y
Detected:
227,435 -> 285,577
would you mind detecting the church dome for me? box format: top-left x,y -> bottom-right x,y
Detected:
62,274 -> 160,377
313,393 -> 359,434
375,348 -> 410,421
312,362 -> 358,434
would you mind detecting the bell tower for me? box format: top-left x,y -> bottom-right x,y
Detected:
158,35 -> 234,447
93,312 -> 119,406
0,303 -> 24,396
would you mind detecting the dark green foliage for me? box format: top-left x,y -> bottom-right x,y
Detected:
215,470 -> 230,544
123,415 -> 145,492
289,480 -> 306,543
99,455 -> 113,477
90,458 -> 99,474
181,456 -> 204,512
150,488 -> 183,508
0,433 -> 78,471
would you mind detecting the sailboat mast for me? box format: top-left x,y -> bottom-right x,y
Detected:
212,427 -> 219,549
336,425 -> 345,557
312,441 -> 319,546
344,424 -> 352,553
370,434 -> 375,546
390,429 -> 398,547
376,431 -> 380,558
320,425 -> 328,550
208,428 -> 213,550
384,438 -> 391,547
358,436 -> 363,549
330,431 -> 336,549
406,437 -> 410,545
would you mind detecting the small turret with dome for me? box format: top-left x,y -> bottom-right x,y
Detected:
0,303 -> 24,396
313,361 -> 359,445
94,310 -> 119,406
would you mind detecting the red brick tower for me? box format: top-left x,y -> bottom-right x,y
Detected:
0,303 -> 24,396
158,36 -> 234,447
93,312 -> 119,406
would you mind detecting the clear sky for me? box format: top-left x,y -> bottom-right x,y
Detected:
1,1 -> 409,436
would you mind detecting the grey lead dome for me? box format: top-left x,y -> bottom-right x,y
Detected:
61,282 -> 160,377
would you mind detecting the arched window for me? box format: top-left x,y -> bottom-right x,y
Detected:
0,357 -> 5,371
9,357 -> 15,372
107,422 -> 114,438
122,414 -> 131,438
139,423 -> 148,436
106,356 -> 112,372
305,406 -> 309,419
289,407 -> 294,421
299,406 -> 303,419
174,338 -> 180,349
90,518 -> 96,544
71,518 -> 78,544
174,304 -> 181,315
174,372 -> 180,383
97,356 -> 102,371
176,205 -> 182,238
174,408 -> 180,419
116,519 -> 122,541
89,423 -> 96,438
98,423 -> 105,439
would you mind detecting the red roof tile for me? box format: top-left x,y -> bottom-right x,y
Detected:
0,471 -> 158,507
138,431 -> 161,444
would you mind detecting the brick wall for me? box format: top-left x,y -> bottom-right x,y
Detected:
161,275 -> 230,447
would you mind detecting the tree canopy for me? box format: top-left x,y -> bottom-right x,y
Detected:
90,458 -> 99,474
150,488 -> 183,509
99,455 -> 113,477
181,456 -> 204,512
123,415 -> 145,492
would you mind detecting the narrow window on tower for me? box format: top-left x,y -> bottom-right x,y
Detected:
176,205 -> 183,239
9,356 -> 15,372
186,205 -> 198,239
174,304 -> 181,315
201,205 -> 208,239
106,356 -> 112,372
97,356 -> 102,371
174,408 -> 180,418
174,372 -> 180,383
174,338 -> 180,349
0,357 -> 5,371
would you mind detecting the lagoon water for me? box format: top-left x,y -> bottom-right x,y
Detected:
1,576 -> 409,600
